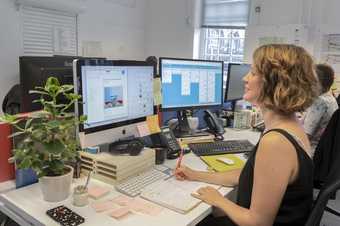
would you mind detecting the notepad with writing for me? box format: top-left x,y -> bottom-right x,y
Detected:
200,154 -> 245,172
140,177 -> 219,214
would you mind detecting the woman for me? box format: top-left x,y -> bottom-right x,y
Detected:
175,44 -> 318,226
303,63 -> 338,157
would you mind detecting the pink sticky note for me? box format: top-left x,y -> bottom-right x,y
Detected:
137,123 -> 151,137
91,200 -> 116,212
111,195 -> 134,206
109,207 -> 132,220
88,186 -> 110,199
131,197 -> 163,216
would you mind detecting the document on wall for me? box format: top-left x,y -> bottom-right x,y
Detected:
140,177 -> 220,214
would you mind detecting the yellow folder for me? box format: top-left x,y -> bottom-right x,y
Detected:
200,154 -> 245,172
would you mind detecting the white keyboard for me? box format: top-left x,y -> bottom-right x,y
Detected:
115,167 -> 171,197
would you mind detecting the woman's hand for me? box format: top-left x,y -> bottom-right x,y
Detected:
174,165 -> 197,181
192,186 -> 225,207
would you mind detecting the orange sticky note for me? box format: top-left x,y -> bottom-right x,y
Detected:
146,115 -> 161,134
137,123 -> 151,137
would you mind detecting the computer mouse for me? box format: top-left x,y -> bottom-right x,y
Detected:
216,157 -> 234,165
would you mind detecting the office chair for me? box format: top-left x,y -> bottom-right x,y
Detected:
310,109 -> 340,225
305,180 -> 340,226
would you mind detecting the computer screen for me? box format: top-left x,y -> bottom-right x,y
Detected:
160,58 -> 224,110
225,63 -> 250,102
75,59 -> 155,147
19,56 -> 105,113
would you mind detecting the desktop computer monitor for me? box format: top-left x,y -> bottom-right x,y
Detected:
225,63 -> 250,101
159,57 -> 223,136
74,59 -> 155,148
19,56 -> 105,113
224,63 -> 250,109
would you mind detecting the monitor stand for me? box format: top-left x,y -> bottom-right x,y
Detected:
172,110 -> 210,138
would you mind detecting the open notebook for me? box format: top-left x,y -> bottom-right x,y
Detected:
140,177 -> 219,214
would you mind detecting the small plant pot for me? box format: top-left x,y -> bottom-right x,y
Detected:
39,166 -> 74,202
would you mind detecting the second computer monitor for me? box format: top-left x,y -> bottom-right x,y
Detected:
225,63 -> 250,102
160,58 -> 224,110
74,59 -> 155,148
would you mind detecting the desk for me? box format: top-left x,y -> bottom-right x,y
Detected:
0,129 -> 260,226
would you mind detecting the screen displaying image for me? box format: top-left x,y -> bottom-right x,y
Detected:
81,65 -> 154,129
104,86 -> 124,109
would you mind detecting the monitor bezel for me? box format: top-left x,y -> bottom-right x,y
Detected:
76,59 -> 156,134
159,57 -> 224,111
224,63 -> 250,102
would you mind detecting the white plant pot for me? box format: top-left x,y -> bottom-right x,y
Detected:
39,166 -> 74,202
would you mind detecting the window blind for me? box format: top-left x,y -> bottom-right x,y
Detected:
21,5 -> 77,56
201,0 -> 249,28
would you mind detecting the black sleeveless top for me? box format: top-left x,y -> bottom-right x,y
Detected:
237,129 -> 313,226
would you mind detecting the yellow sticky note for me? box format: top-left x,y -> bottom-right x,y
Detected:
146,115 -> 161,134
153,78 -> 162,105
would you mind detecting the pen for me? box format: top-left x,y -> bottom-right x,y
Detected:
176,149 -> 184,169
85,171 -> 92,188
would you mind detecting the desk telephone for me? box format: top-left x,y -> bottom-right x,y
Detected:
159,126 -> 182,159
204,110 -> 225,140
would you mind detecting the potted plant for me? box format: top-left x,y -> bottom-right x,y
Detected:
0,77 -> 86,202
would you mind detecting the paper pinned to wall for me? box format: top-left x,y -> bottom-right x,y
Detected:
258,37 -> 286,46
153,78 -> 162,105
82,41 -> 103,57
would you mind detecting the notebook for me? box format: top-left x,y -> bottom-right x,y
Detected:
140,177 -> 219,214
200,154 -> 245,172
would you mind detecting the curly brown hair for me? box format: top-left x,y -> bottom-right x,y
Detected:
253,44 -> 318,114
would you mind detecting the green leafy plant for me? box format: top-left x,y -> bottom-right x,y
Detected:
0,77 -> 86,177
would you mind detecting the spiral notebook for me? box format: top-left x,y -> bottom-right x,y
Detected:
140,177 -> 219,214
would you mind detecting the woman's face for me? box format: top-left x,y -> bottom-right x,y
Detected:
243,66 -> 263,105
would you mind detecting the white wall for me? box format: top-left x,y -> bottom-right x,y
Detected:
0,0 -> 147,114
144,0 -> 196,59
0,0 -> 22,115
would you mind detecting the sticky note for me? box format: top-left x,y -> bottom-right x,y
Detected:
91,200 -> 116,212
88,186 -> 110,199
111,195 -> 134,206
146,115 -> 161,134
153,78 -> 162,105
109,207 -> 131,220
131,197 -> 163,216
137,123 -> 151,137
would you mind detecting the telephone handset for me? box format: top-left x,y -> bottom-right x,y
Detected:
203,110 -> 225,140
159,126 -> 181,159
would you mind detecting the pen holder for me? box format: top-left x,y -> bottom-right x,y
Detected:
73,185 -> 89,207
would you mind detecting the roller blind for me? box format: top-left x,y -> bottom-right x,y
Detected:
21,5 -> 77,56
202,0 -> 249,27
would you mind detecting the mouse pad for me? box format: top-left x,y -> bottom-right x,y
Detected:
46,205 -> 85,226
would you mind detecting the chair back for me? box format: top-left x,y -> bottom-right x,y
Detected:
313,109 -> 340,185
305,180 -> 340,226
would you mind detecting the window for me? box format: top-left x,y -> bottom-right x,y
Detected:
201,28 -> 245,63
200,0 -> 249,64
21,5 -> 77,56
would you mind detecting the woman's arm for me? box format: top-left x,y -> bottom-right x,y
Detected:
194,132 -> 297,226
175,167 -> 241,187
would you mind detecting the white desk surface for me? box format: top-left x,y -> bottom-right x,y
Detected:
0,129 -> 261,226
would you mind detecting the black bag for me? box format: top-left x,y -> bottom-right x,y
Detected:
2,84 -> 21,115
